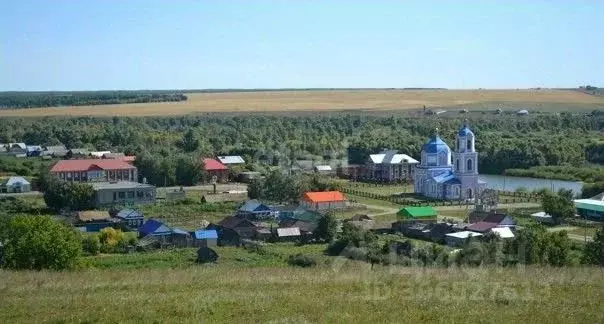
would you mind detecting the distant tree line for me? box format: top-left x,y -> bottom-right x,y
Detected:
0,113 -> 603,184
0,91 -> 187,109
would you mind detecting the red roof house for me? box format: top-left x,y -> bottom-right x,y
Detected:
202,158 -> 228,183
301,191 -> 347,211
50,159 -> 137,183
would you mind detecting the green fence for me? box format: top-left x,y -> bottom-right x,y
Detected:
342,186 -> 540,207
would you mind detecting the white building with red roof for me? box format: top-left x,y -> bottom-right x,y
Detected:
50,159 -> 138,183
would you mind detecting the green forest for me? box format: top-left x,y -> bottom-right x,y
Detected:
0,91 -> 187,109
0,112 -> 603,185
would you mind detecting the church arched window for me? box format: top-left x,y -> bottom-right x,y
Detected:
467,139 -> 472,151
457,139 -> 460,150
467,158 -> 473,171
456,159 -> 460,171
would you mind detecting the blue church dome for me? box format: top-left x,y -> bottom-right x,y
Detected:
458,120 -> 474,136
422,135 -> 451,154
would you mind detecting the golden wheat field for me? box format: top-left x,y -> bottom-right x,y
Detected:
1,89 -> 603,117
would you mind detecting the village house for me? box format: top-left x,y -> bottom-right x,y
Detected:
277,205 -> 320,223
68,148 -> 90,158
217,155 -> 245,165
395,221 -> 454,244
193,229 -> 218,247
90,181 -> 156,207
364,150 -> 418,182
7,143 -> 27,156
138,219 -> 192,247
300,191 -> 347,211
202,158 -> 228,183
465,212 -> 515,234
103,152 -> 125,159
277,227 -> 301,242
445,231 -> 483,247
139,219 -> 172,237
313,165 -> 334,175
465,221 -> 501,234
468,210 -> 515,227
50,159 -> 138,183
42,145 -> 68,158
397,206 -> 438,223
531,211 -> 555,224
114,209 -> 145,229
26,145 -> 43,157
236,199 -> 275,220
90,151 -> 111,158
207,216 -> 261,245
490,227 -> 515,239
73,210 -> 118,232
574,193 -> 604,221
0,176 -> 31,193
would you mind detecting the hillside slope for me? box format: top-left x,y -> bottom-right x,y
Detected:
1,265 -> 602,323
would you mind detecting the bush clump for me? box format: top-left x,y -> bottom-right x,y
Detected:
287,253 -> 317,267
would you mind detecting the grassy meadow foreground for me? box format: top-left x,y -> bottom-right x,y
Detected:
1,89 -> 603,116
0,263 -> 602,323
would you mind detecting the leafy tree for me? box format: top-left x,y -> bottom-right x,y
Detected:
542,191 -> 576,223
98,227 -> 125,253
181,129 -> 200,152
545,230 -> 571,267
175,155 -> 204,186
247,178 -> 265,200
43,178 -> 95,211
314,212 -> 338,243
82,234 -> 101,255
583,227 -> 604,266
0,215 -> 81,270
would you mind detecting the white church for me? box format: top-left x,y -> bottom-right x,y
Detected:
413,121 -> 486,200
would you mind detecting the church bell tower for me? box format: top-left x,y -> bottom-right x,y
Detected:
453,120 -> 479,199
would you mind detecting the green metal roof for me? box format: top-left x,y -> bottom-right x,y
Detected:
398,206 -> 438,218
574,199 -> 604,212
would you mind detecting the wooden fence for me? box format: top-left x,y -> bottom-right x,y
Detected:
342,186 -> 540,207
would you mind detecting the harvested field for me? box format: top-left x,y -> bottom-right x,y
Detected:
0,89 -> 603,117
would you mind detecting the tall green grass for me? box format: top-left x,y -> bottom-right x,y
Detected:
0,265 -> 602,323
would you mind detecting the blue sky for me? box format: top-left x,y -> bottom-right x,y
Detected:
1,1 -> 602,90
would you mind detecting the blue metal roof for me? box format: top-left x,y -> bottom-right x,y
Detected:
458,126 -> 474,136
432,172 -> 459,184
138,219 -> 172,236
239,199 -> 271,213
171,228 -> 190,236
194,229 -> 218,239
422,135 -> 451,154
